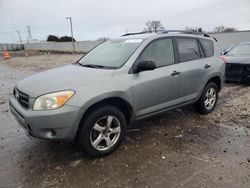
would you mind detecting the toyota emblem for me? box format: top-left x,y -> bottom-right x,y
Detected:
15,93 -> 19,100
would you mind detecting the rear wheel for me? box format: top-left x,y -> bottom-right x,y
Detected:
195,82 -> 218,114
78,105 -> 126,158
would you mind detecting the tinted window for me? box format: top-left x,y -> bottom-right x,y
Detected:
176,38 -> 201,62
139,38 -> 174,67
199,39 -> 214,57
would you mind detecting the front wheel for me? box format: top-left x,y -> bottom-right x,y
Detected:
195,82 -> 218,114
78,105 -> 126,158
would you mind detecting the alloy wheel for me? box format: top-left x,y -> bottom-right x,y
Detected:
204,88 -> 217,110
90,115 -> 121,151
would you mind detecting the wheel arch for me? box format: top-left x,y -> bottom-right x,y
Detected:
76,97 -> 134,136
206,76 -> 222,91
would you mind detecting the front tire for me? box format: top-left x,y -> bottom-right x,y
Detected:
195,82 -> 218,114
78,105 -> 126,158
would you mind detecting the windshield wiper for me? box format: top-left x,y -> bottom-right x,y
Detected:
77,63 -> 105,69
76,62 -> 117,69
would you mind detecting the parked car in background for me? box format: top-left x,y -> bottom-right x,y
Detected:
221,42 -> 250,83
9,30 -> 225,157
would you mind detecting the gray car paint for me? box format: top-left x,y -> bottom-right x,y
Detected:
9,33 -> 225,141
223,55 -> 250,64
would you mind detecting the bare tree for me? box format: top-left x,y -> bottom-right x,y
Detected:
214,26 -> 237,33
214,25 -> 226,32
185,27 -> 203,32
97,37 -> 109,41
145,21 -> 164,32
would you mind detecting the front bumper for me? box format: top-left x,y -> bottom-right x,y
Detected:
9,96 -> 81,141
225,63 -> 250,83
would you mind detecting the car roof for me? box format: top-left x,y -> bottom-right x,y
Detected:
117,30 -> 215,41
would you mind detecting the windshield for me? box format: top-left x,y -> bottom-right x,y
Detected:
78,39 -> 143,68
227,44 -> 250,55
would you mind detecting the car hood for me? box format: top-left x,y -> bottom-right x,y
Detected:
17,64 -> 115,97
224,55 -> 250,64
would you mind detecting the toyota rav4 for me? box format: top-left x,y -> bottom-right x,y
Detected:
9,31 -> 225,157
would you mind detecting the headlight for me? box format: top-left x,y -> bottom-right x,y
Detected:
33,90 -> 75,111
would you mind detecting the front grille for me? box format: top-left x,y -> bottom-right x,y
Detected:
226,63 -> 242,72
13,88 -> 29,109
226,63 -> 250,82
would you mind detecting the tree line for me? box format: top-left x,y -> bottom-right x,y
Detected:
47,35 -> 76,42
144,20 -> 237,33
47,21 -> 238,42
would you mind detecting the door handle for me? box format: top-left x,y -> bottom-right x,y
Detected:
171,71 -> 180,76
204,64 -> 211,69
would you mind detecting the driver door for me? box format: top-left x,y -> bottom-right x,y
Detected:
131,38 -> 182,118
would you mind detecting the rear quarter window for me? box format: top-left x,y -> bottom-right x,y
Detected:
199,39 -> 214,57
176,38 -> 201,62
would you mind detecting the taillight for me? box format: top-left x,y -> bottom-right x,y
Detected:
220,55 -> 227,63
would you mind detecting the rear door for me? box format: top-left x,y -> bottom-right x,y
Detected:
175,37 -> 209,103
131,38 -> 182,117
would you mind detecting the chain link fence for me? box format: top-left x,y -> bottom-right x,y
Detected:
0,43 -> 24,52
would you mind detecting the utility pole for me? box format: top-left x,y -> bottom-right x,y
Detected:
66,17 -> 75,55
27,25 -> 33,43
16,30 -> 22,44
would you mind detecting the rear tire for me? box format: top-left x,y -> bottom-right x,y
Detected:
195,82 -> 218,114
78,105 -> 126,158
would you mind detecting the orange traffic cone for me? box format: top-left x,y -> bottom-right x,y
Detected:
2,50 -> 10,60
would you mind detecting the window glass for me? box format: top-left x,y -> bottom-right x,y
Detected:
176,38 -> 201,62
199,39 -> 214,57
78,39 -> 143,68
139,38 -> 174,67
227,44 -> 250,55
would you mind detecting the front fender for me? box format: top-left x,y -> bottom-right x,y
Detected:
68,91 -> 133,140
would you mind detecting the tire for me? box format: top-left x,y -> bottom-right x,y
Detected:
195,82 -> 218,114
78,105 -> 126,158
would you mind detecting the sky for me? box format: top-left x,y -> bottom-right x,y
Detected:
0,0 -> 250,43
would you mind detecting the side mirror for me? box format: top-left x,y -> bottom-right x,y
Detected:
135,60 -> 156,73
221,51 -> 226,55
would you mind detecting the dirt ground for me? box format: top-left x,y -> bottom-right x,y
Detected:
0,53 -> 250,188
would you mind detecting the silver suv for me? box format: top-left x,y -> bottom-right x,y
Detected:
9,31 -> 225,157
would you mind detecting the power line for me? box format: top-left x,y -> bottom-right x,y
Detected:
157,0 -> 236,20
90,0 -> 238,26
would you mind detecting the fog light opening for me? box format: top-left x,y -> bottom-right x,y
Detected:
27,124 -> 32,132
48,129 -> 56,137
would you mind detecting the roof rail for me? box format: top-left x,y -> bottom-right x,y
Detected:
160,30 -> 217,41
121,30 -> 217,41
121,31 -> 149,37
160,30 -> 201,34
121,30 -> 161,37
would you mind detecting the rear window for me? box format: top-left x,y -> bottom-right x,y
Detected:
176,38 -> 201,62
199,39 -> 214,57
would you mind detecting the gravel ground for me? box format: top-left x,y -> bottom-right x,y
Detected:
0,53 -> 250,188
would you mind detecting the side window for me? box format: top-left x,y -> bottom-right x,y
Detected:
176,38 -> 201,62
199,39 -> 214,57
139,38 -> 174,67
